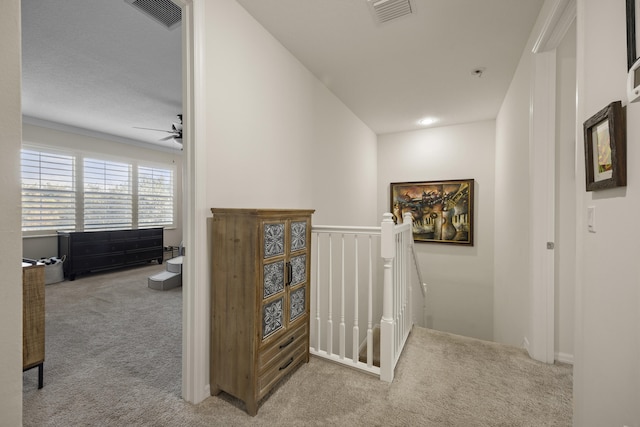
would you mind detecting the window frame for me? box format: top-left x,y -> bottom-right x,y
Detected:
21,145 -> 177,237
21,147 -> 77,234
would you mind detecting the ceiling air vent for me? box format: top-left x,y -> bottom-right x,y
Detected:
367,0 -> 415,25
125,0 -> 181,30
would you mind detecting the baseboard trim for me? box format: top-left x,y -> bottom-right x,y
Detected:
554,352 -> 574,365
522,336 -> 573,364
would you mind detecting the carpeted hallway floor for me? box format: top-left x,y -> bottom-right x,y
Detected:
22,263 -> 572,426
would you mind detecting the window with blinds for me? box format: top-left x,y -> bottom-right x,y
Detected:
83,158 -> 132,230
21,147 -> 176,233
21,149 -> 76,232
138,166 -> 174,228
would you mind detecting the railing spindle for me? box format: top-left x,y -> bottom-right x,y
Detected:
315,232 -> 321,351
366,235 -> 373,367
340,234 -> 346,359
353,235 -> 359,364
327,233 -> 333,356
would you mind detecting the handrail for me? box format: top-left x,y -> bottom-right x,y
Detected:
409,243 -> 427,298
402,212 -> 427,298
312,225 -> 381,235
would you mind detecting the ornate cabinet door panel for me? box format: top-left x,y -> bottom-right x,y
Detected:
287,219 -> 310,327
260,219 -> 287,343
290,220 -> 307,252
263,222 -> 285,259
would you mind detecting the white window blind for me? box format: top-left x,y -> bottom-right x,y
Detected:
138,166 -> 174,228
21,149 -> 76,232
83,158 -> 132,230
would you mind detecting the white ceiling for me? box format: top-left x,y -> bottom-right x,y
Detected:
21,0 -> 183,149
22,0 -> 544,149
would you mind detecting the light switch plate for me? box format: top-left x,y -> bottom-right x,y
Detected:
587,206 -> 596,233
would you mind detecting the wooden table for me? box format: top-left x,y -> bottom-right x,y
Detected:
23,262 -> 45,389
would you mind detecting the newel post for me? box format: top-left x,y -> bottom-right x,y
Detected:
403,212 -> 413,228
380,212 -> 395,382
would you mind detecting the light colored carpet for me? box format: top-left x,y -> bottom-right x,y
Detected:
23,263 -> 572,426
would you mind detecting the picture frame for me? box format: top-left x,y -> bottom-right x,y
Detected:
583,101 -> 626,191
390,179 -> 474,245
627,0 -> 639,70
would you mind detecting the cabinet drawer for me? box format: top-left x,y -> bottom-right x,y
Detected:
258,321 -> 307,373
71,231 -> 109,243
127,237 -> 162,250
126,248 -> 161,263
257,340 -> 308,400
74,255 -> 125,270
139,228 -> 163,238
75,241 -> 125,256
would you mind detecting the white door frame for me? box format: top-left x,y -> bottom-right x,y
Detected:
174,0 -> 209,403
528,0 -> 576,364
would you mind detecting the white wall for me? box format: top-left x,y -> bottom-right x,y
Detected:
554,20 -> 576,364
0,0 -> 23,424
494,37 -> 534,348
203,0 -> 377,221
21,124 -> 184,259
378,121 -> 495,341
494,0 -> 577,364
195,0 -> 377,397
574,1 -> 640,425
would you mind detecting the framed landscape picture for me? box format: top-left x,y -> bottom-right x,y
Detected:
390,179 -> 474,245
583,101 -> 626,191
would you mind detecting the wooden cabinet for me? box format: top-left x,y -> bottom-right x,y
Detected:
58,228 -> 163,280
23,263 -> 45,388
210,208 -> 314,415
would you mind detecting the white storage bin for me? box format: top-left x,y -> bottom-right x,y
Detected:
41,257 -> 65,285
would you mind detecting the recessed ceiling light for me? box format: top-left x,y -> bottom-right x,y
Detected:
418,117 -> 438,126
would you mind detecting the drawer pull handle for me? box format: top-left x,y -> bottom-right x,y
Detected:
279,357 -> 294,371
279,336 -> 295,349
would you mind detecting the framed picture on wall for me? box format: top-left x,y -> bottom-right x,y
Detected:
626,0 -> 640,102
583,101 -> 626,191
627,0 -> 640,70
390,179 -> 474,245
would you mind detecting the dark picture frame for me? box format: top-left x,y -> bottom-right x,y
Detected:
390,179 -> 474,245
583,101 -> 626,191
627,0 -> 639,70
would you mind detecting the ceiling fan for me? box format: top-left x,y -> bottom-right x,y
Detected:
134,114 -> 183,146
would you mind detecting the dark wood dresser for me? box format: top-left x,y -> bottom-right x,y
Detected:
58,228 -> 163,280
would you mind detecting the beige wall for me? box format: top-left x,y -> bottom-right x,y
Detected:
574,0 -> 640,425
378,120 -> 496,341
0,0 -> 24,424
494,26 -> 535,349
554,20 -> 576,363
493,0 -> 578,356
202,0 -> 377,223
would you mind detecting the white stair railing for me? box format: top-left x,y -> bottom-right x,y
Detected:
311,225 -> 382,376
311,213 -> 418,381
